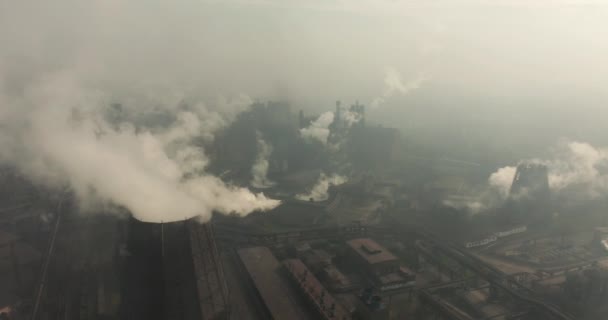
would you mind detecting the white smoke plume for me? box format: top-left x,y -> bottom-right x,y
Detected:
487,141 -> 608,200
442,198 -> 486,214
488,166 -> 517,198
370,68 -> 427,109
0,71 -> 280,223
296,173 -> 347,202
449,141 -> 608,214
0,1 -> 288,223
300,111 -> 335,145
341,108 -> 363,127
547,142 -> 608,197
251,132 -> 275,189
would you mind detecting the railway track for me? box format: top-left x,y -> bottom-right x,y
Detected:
382,225 -> 578,320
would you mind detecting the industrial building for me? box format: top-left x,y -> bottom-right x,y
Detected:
122,218 -> 230,320
346,238 -> 415,292
236,246 -> 312,320
0,99 -> 595,320
161,221 -> 230,320
510,162 -> 550,199
283,259 -> 351,320
347,238 -> 400,274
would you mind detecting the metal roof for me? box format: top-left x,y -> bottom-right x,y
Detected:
283,259 -> 351,320
346,238 -> 397,265
237,247 -> 308,320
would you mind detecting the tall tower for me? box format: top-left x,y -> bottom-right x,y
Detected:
335,100 -> 342,128
509,162 -> 550,198
359,103 -> 365,127
298,109 -> 305,129
505,162 -> 551,223
350,100 -> 365,127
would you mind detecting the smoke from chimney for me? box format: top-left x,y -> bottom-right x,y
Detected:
300,112 -> 334,145
370,68 -> 427,109
444,141 -> 608,214
251,132 -> 275,189
489,166 -> 517,199
296,173 -> 347,202
488,141 -> 608,201
0,71 -> 280,223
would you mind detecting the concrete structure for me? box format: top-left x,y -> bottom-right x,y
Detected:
237,247 -> 309,320
125,218 -> 230,320
510,162 -> 550,198
283,259 -> 351,320
160,221 -> 230,320
189,222 -> 230,320
346,238 -> 415,292
347,238 -> 399,275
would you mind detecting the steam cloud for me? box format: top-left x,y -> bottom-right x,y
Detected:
0,72 -> 280,223
340,107 -> 363,128
300,112 -> 335,145
299,102 -> 363,150
296,173 -> 347,202
488,166 -> 517,198
547,142 -> 608,197
370,68 -> 427,109
488,141 -> 608,200
251,132 -> 275,189
0,1 -> 292,223
442,198 -> 486,214
445,141 -> 608,214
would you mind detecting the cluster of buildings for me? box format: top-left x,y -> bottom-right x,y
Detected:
235,237 -> 416,320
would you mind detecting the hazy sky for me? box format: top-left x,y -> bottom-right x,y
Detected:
2,0 -> 608,220
2,0 -> 608,147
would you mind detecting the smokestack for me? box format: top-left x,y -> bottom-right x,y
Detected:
509,162 -> 550,198
299,109 -> 305,129
360,103 -> 365,127
350,100 -> 365,127
251,133 -> 275,189
335,100 -> 341,128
